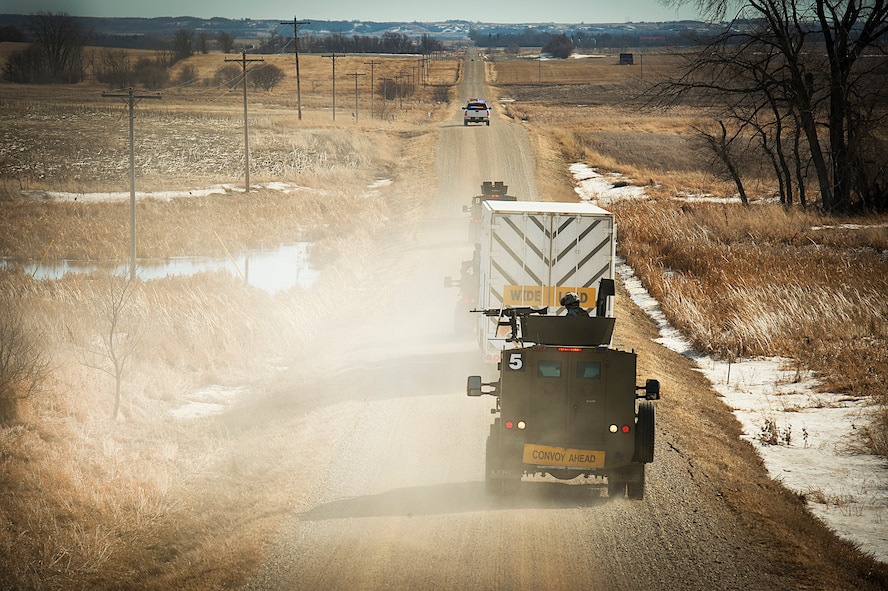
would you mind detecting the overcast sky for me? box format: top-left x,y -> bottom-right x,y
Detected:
4,0 -> 704,24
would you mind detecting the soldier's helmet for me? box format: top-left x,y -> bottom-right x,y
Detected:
560,292 -> 580,307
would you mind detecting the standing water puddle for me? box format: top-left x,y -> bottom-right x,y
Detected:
2,243 -> 319,294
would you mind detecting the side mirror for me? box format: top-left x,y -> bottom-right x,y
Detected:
467,375 -> 483,397
645,379 -> 661,400
444,276 -> 454,288
462,205 -> 471,213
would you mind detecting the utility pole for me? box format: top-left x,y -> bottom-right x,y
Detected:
345,72 -> 366,123
280,17 -> 310,120
101,87 -> 161,280
322,52 -> 338,121
226,50 -> 263,191
363,59 -> 380,118
397,71 -> 407,108
416,58 -> 425,86
381,77 -> 391,119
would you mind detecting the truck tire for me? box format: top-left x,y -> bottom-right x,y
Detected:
485,120 -> 490,126
607,475 -> 626,499
484,435 -> 498,494
627,465 -> 646,500
633,401 -> 655,464
464,120 -> 468,126
486,423 -> 521,495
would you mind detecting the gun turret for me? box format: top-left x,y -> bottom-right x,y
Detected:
471,306 -> 548,342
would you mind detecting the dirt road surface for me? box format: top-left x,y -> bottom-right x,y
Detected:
240,53 -> 881,591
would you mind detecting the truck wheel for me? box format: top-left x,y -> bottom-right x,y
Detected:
486,120 -> 490,126
464,120 -> 468,126
627,465 -> 646,500
633,401 -> 655,464
607,476 -> 626,499
485,435 -> 501,495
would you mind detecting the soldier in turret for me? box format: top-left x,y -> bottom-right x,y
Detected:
560,292 -> 589,317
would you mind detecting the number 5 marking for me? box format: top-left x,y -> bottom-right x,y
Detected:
509,353 -> 523,370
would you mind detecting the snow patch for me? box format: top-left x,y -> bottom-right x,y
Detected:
168,385 -> 244,420
21,182 -> 308,203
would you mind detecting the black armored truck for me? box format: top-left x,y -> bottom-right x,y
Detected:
466,279 -> 660,499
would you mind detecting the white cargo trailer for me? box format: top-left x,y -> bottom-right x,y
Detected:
476,201 -> 617,364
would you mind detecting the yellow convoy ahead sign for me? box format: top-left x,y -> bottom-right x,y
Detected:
523,444 -> 606,469
503,285 -> 597,307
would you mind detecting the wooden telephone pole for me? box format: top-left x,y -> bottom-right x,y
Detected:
280,17 -> 310,120
345,72 -> 366,123
322,52 -> 339,121
101,87 -> 161,280
363,59 -> 380,118
225,50 -> 263,191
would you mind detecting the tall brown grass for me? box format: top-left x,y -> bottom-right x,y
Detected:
614,200 -> 888,455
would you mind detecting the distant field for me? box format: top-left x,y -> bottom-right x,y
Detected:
487,51 -> 728,198
0,44 -> 459,201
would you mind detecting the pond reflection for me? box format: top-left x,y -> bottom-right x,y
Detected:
2,243 -> 318,295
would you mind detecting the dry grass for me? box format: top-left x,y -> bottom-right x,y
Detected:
613,200 -> 888,453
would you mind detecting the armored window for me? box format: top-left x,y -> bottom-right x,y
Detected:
537,360 -> 562,378
576,362 -> 601,379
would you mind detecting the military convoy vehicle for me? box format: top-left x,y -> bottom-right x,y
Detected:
464,181 -> 516,243
466,285 -> 660,499
463,199 -> 659,498
445,182 -> 517,331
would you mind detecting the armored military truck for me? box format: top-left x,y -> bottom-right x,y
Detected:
466,281 -> 660,499
464,181 -> 516,244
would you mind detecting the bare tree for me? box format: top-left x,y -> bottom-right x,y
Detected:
217,31 -> 235,54
172,28 -> 194,63
83,274 -> 144,420
213,63 -> 243,89
250,63 -> 285,91
94,47 -> 133,87
662,0 -> 888,212
695,120 -> 750,205
27,11 -> 90,83
0,301 -> 50,424
197,31 -> 209,54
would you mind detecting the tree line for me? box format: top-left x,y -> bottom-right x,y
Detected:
470,27 -> 697,50
294,31 -> 443,55
2,13 -> 444,88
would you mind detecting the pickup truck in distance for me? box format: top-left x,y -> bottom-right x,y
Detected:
464,99 -> 490,126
